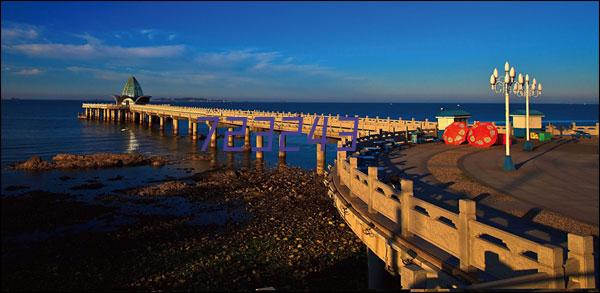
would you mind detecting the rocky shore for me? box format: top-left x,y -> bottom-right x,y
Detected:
1,165 -> 367,290
11,153 -> 167,170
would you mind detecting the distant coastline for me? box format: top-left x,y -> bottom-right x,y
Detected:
151,97 -> 230,103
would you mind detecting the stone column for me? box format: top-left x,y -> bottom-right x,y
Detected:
172,118 -> 179,135
188,120 -> 193,135
367,166 -> 378,214
227,127 -> 234,147
159,116 -> 165,130
400,179 -> 413,238
192,122 -> 197,140
368,248 -> 394,290
244,127 -> 251,151
210,126 -> 217,148
400,264 -> 427,289
349,157 -> 358,194
104,109 -> 108,121
148,114 -> 152,127
316,142 -> 326,175
256,134 -> 264,159
278,133 -> 286,158
567,234 -> 595,288
458,199 -> 476,272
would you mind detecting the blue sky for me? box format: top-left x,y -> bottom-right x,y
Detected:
1,1 -> 598,103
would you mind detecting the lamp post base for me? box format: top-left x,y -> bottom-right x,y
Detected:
523,140 -> 533,152
503,155 -> 516,171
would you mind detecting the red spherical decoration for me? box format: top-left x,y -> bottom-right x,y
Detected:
467,122 -> 498,148
442,122 -> 468,145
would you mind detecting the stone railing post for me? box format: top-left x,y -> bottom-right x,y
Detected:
349,157 -> 358,196
538,244 -> 564,289
367,166 -> 378,214
400,179 -> 413,238
566,233 -> 595,288
458,199 -> 476,272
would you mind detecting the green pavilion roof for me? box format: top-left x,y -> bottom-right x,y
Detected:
436,109 -> 472,117
121,76 -> 144,98
510,109 -> 544,116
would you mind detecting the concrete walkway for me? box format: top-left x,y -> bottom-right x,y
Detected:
460,138 -> 599,226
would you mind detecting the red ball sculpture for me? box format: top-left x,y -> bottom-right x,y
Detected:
467,122 -> 498,148
442,122 -> 468,145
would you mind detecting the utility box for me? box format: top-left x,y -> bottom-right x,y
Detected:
538,132 -> 552,142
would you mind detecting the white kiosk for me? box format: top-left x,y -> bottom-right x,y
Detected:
435,109 -> 472,137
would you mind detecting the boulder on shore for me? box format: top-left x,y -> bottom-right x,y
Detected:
12,153 -> 167,171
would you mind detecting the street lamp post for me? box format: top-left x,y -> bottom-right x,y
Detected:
514,73 -> 542,151
490,61 -> 517,171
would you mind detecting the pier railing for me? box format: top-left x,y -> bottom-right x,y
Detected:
124,103 -> 438,138
330,132 -> 596,289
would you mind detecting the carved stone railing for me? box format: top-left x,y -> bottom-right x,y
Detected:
331,132 -> 596,289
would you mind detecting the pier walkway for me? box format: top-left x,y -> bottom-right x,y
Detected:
460,138 -> 599,226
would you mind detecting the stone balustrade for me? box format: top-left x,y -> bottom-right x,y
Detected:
329,132 -> 596,289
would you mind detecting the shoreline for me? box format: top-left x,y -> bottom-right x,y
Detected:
1,163 -> 367,290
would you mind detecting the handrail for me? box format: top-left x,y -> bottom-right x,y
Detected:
333,131 -> 596,289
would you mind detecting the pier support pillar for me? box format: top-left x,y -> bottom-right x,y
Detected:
256,135 -> 264,159
172,118 -> 179,135
192,122 -> 197,140
85,108 -> 90,119
244,127 -> 251,151
278,133 -> 286,158
159,116 -> 165,130
227,127 -> 234,147
367,248 -> 397,290
210,125 -> 217,148
148,115 -> 153,127
188,120 -> 193,136
103,109 -> 107,121
316,142 -> 326,175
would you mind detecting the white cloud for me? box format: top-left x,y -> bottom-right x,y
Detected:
196,49 -> 351,78
1,23 -> 39,44
5,35 -> 186,60
196,49 -> 337,76
15,68 -> 43,76
140,29 -> 156,40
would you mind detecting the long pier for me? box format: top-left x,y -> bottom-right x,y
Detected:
81,102 -> 596,289
81,103 -> 438,174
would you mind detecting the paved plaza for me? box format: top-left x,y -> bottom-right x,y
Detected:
388,137 -> 599,228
